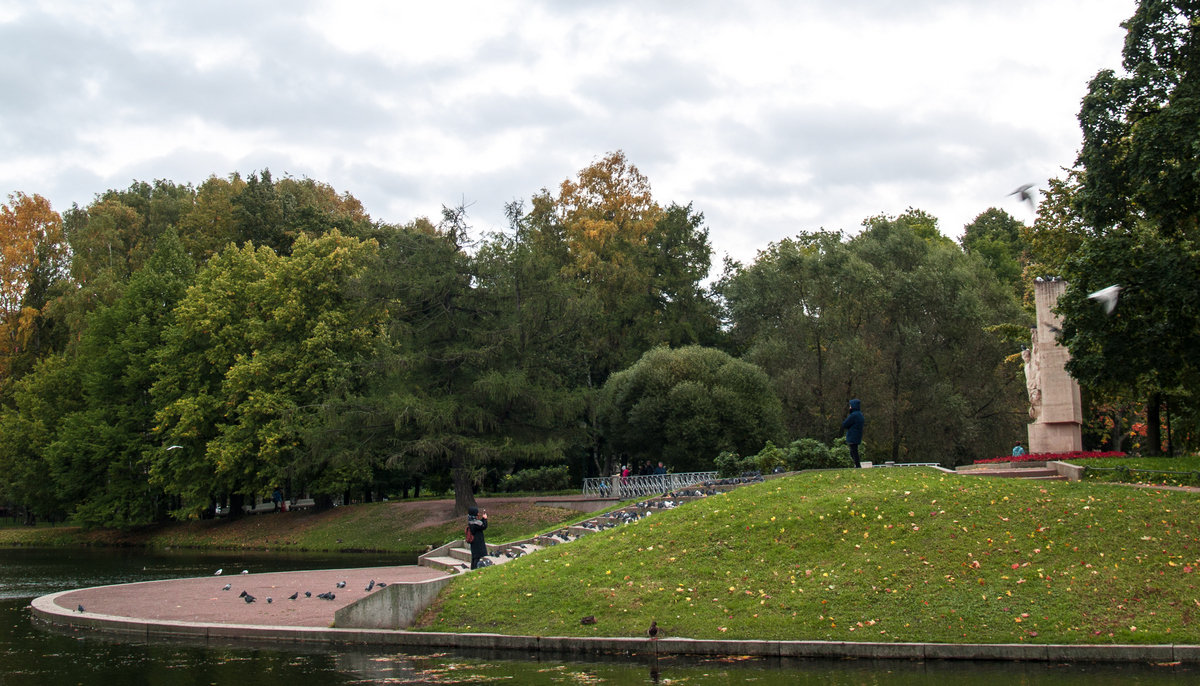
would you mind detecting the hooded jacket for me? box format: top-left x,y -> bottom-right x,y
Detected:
842,398 -> 864,445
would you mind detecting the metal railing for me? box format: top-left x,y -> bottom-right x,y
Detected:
582,471 -> 719,498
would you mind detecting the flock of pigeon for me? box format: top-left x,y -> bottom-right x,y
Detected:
212,567 -> 387,605
471,475 -> 767,569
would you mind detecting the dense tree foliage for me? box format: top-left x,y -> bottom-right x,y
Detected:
0,192 -> 68,387
150,231 -> 384,517
960,208 -> 1027,299
0,152 -> 1042,527
1053,0 -> 1200,454
720,211 -> 1026,465
599,346 -> 781,471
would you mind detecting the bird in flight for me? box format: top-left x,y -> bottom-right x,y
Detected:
1087,285 -> 1121,315
1009,183 -> 1036,210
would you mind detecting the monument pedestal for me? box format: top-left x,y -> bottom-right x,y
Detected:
1028,422 -> 1081,454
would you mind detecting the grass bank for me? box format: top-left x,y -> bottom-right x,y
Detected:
0,497 -> 586,554
1082,455 -> 1200,488
420,468 -> 1200,645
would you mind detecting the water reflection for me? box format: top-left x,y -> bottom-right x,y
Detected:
1,547 -> 1195,685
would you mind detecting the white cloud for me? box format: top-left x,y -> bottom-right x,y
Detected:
1,0 -> 1132,267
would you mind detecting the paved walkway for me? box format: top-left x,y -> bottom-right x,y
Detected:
42,565 -> 447,628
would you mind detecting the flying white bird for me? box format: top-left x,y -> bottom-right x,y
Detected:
1087,285 -> 1121,315
214,568 -> 223,576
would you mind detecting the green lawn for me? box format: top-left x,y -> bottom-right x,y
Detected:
1080,455 -> 1200,488
421,468 -> 1200,645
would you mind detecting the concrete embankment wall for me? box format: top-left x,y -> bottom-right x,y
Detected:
334,576 -> 452,630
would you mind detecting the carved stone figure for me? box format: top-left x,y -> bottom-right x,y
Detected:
1025,280 -> 1082,453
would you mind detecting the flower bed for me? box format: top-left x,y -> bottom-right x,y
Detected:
974,450 -> 1126,465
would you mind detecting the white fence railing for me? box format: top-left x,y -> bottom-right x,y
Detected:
581,471 -> 719,499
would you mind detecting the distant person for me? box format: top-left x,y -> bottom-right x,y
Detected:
621,465 -> 631,485
271,487 -> 283,512
653,462 -> 667,475
842,399 -> 865,468
1012,442 -> 1026,457
467,506 -> 489,570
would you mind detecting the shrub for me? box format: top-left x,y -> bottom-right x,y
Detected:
497,465 -> 571,493
714,451 -> 745,478
792,438 -> 854,470
830,438 -> 856,467
754,441 -> 787,473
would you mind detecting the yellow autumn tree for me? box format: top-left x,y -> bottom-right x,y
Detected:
556,150 -> 663,279
0,192 -> 66,379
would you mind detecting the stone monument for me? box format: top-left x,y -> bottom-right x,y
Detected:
1025,278 -> 1082,453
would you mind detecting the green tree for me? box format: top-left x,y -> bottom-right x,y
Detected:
42,228 -> 195,527
852,212 -> 1026,463
1056,222 -> 1200,453
231,170 -> 373,256
175,174 -> 247,261
0,353 -> 81,524
150,231 -> 384,517
598,345 -> 782,472
522,153 -> 720,475
960,208 -> 1027,298
721,211 -> 1027,464
1077,0 -> 1200,237
717,230 -> 866,440
345,207 -> 583,515
1062,0 -> 1200,453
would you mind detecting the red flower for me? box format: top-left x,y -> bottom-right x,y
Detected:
974,451 -> 1126,465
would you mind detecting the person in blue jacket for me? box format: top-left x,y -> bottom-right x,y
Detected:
842,399 -> 865,468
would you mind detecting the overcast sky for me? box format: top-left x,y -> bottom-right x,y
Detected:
1,1 -> 1133,266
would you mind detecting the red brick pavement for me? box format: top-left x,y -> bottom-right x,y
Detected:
52,565 -> 449,627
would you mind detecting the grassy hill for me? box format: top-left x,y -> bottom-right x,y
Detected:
419,468 -> 1200,645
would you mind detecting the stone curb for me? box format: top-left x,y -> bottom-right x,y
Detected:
30,590 -> 1199,663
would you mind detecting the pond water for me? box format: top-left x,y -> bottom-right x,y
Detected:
0,546 -> 1193,685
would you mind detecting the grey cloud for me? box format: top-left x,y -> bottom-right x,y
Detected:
1,6 -> 438,155
723,105 -> 1052,189
575,53 -> 718,112
440,92 -> 585,135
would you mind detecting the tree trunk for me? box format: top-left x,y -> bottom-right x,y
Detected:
451,454 -> 477,516
1110,407 -> 1126,453
229,493 -> 245,520
890,355 -> 902,461
1165,396 -> 1173,457
1146,392 -> 1162,456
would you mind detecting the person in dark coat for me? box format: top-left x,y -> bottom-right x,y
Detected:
467,506 -> 489,569
842,398 -> 865,468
